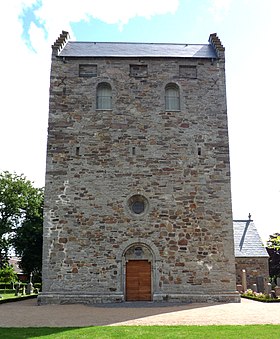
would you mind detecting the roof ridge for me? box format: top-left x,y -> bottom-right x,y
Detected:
66,41 -> 208,46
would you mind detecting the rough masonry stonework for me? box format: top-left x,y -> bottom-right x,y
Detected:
38,32 -> 240,304
235,257 -> 269,289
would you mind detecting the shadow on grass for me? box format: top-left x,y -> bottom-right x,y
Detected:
0,327 -> 76,339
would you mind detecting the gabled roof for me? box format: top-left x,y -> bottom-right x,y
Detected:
58,41 -> 218,59
233,220 -> 268,257
52,31 -> 224,59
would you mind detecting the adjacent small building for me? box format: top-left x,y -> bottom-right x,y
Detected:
233,218 -> 269,289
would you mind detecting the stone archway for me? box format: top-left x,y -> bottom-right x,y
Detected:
117,239 -> 161,301
124,244 -> 153,301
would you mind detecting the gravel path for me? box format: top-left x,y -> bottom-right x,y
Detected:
0,298 -> 279,327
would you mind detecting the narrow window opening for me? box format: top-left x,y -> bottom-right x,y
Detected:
76,147 -> 80,156
97,83 -> 112,110
165,83 -> 180,111
198,147 -> 201,156
132,146 -> 136,155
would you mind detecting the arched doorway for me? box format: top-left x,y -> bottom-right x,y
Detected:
124,244 -> 153,301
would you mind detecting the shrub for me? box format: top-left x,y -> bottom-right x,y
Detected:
0,264 -> 18,285
0,283 -> 14,289
34,283 -> 42,291
0,289 -> 15,294
243,289 -> 254,297
242,289 -> 280,302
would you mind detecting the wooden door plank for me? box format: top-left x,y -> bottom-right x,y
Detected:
126,260 -> 151,301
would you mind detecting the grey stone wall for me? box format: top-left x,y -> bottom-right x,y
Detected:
235,257 -> 269,289
39,44 -> 239,304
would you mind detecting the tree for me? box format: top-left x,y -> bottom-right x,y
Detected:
267,233 -> 280,250
0,171 -> 43,267
0,263 -> 18,285
267,233 -> 280,283
13,207 -> 43,281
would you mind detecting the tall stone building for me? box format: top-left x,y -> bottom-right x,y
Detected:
38,31 -> 240,304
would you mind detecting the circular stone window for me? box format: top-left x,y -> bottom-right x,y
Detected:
128,194 -> 148,215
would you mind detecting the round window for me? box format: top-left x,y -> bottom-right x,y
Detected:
128,194 -> 148,216
131,201 -> 144,214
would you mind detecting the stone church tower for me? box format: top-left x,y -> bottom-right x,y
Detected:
38,31 -> 240,304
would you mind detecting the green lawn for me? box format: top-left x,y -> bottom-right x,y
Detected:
0,325 -> 280,339
0,293 -> 22,300
0,293 -> 37,303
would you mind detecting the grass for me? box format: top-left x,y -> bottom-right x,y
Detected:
0,293 -> 37,303
0,293 -> 22,300
0,325 -> 280,339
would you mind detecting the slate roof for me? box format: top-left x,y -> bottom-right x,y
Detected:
58,41 -> 218,59
233,220 -> 268,257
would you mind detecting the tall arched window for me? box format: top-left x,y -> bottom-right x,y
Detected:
165,83 -> 180,111
96,83 -> 112,110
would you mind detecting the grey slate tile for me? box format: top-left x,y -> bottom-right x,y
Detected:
58,42 -> 217,59
233,220 -> 268,257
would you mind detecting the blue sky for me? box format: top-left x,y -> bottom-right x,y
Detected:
1,0 -> 280,242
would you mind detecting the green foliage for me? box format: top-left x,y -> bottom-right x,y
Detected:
1,325 -> 280,339
267,233 -> 280,250
242,289 -> 280,302
242,289 -> 269,300
0,171 -> 43,270
0,264 -> 18,284
242,295 -> 280,303
0,289 -> 16,294
267,233 -> 280,280
34,282 -> 42,291
0,282 -> 14,289
13,212 -> 43,280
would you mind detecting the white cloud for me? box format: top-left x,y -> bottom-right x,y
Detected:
209,0 -> 232,21
0,1 -> 179,187
31,0 -> 179,44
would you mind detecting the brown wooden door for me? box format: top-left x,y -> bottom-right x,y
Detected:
126,260 -> 151,301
